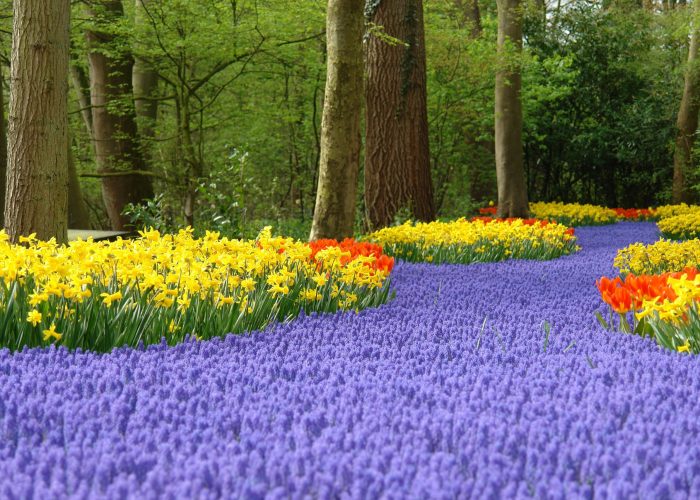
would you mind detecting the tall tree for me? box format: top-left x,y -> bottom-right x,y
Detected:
456,0 -> 482,38
365,0 -> 436,230
68,142 -> 91,229
133,0 -> 159,167
70,61 -> 93,139
86,0 -> 154,230
133,0 -> 266,227
495,0 -> 528,217
5,0 -> 70,242
68,59 -> 94,229
309,0 -> 363,240
673,0 -> 700,203
0,62 -> 6,229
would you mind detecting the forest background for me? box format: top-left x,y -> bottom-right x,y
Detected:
0,0 -> 690,240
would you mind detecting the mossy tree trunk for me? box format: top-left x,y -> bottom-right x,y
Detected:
86,0 -> 154,230
0,62 -> 6,229
672,0 -> 700,203
5,0 -> 70,243
309,0 -> 364,240
495,0 -> 529,218
365,0 -> 436,230
133,0 -> 160,169
456,0 -> 482,38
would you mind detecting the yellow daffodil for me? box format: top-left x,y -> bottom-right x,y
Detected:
26,309 -> 42,326
42,323 -> 62,342
100,291 -> 123,308
269,283 -> 289,296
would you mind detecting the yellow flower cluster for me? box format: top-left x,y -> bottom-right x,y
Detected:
0,227 -> 392,351
657,212 -> 700,240
637,274 -> 700,324
652,203 -> 699,220
614,239 -> 700,276
366,218 -> 578,264
529,202 -> 617,226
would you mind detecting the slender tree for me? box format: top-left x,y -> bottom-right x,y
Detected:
495,0 -> 529,217
68,142 -> 92,229
71,61 -> 93,139
133,0 -> 159,167
673,0 -> 700,203
0,62 -> 6,228
5,0 -> 70,242
309,0 -> 364,240
68,60 -> 94,229
456,0 -> 482,38
86,0 -> 154,230
365,0 -> 436,230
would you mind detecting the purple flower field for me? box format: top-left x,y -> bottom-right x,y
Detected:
2,222 -> 700,498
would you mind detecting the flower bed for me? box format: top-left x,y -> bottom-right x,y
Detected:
597,268 -> 699,354
602,237 -> 700,354
1,223 -> 698,498
479,202 -> 618,225
529,202 -> 618,226
612,208 -> 656,220
0,228 -> 393,352
657,212 -> 700,240
653,203 -> 700,219
365,218 -> 578,264
614,238 -> 700,276
481,203 -> 658,223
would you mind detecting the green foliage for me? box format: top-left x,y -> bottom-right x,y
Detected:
123,194 -> 173,233
522,3 -> 683,207
57,0 -> 692,235
424,0 -> 498,214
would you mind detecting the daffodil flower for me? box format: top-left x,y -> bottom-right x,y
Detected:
42,324 -> 62,342
26,309 -> 42,326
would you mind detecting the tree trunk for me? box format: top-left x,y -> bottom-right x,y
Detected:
5,0 -> 70,243
68,58 -> 93,229
71,62 -> 93,139
534,0 -> 546,15
86,0 -> 154,230
68,141 -> 91,229
0,62 -> 7,229
133,0 -> 159,167
672,0 -> 700,203
495,0 -> 529,217
456,0 -> 493,206
309,0 -> 363,240
456,0 -> 482,38
365,0 -> 436,230
178,91 -> 201,227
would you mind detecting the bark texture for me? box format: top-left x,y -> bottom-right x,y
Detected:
0,63 -> 7,228
365,0 -> 436,230
71,62 -> 93,138
86,0 -> 154,230
672,0 -> 700,203
133,0 -> 159,167
5,0 -> 70,242
309,0 -> 364,240
495,0 -> 529,217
